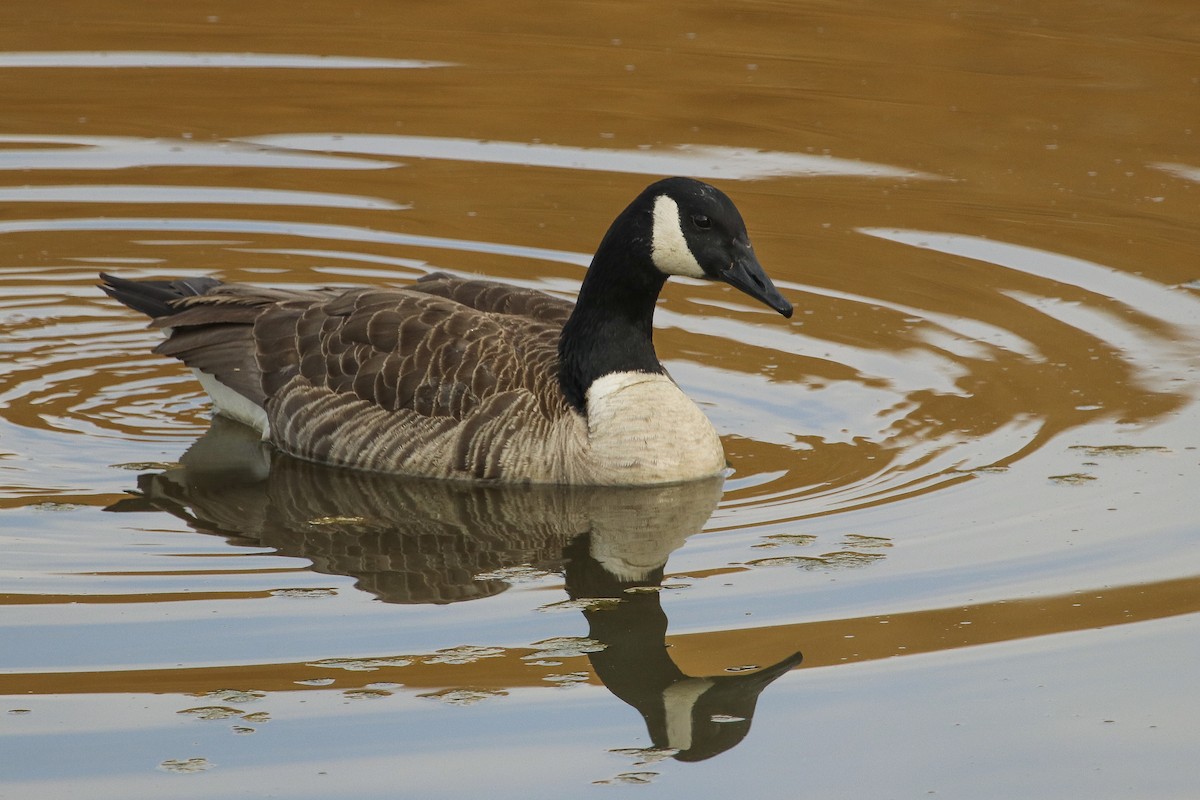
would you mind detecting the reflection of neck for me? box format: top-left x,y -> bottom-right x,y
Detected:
662,679 -> 714,752
564,534 -> 681,738
563,532 -> 803,762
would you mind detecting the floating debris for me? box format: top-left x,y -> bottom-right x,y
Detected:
822,551 -> 887,568
294,677 -> 336,686
594,772 -> 660,785
159,757 -> 212,774
1049,473 -> 1098,485
29,501 -> 83,512
746,555 -> 829,569
747,550 -> 885,570
418,688 -> 507,706
177,706 -> 244,721
422,645 -> 506,665
538,596 -> 624,612
270,587 -> 337,598
608,747 -> 679,765
1068,445 -> 1169,457
753,533 -> 818,549
307,656 -> 413,671
240,712 -> 271,723
543,671 -> 591,688
523,636 -> 607,661
841,534 -> 893,548
343,688 -> 392,701
194,689 -> 265,704
710,714 -> 747,723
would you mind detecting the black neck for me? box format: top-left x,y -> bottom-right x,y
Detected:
558,244 -> 667,413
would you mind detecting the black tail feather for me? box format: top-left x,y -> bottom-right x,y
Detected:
99,273 -> 223,319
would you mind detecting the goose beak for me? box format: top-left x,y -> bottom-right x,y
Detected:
719,249 -> 793,318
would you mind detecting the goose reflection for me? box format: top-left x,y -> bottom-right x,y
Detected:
109,417 -> 801,760
564,534 -> 803,761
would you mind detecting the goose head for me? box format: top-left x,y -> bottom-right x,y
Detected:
644,177 -> 793,318
559,177 -> 792,413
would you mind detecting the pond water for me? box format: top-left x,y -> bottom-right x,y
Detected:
2,1 -> 1199,797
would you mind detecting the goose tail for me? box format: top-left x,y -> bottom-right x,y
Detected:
99,272 -> 223,319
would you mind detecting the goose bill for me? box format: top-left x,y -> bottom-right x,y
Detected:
719,255 -> 793,318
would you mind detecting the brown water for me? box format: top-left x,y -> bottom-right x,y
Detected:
2,1 -> 1199,797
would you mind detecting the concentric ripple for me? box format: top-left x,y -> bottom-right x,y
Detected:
0,270 -> 212,443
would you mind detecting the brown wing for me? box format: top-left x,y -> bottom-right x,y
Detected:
123,275 -> 578,479
150,284 -> 332,406
409,272 -> 574,325
257,285 -> 570,421
142,278 -> 572,422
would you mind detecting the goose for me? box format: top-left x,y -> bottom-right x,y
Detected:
100,176 -> 792,485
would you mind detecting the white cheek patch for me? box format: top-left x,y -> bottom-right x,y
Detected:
650,195 -> 706,278
662,678 -> 714,752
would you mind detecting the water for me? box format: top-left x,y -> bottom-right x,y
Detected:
2,1 -> 1199,797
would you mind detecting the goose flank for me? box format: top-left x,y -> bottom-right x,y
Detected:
100,177 -> 792,485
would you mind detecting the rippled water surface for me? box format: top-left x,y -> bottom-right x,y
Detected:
2,2 -> 1199,797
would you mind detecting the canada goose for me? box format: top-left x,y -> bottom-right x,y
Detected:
100,177 -> 792,485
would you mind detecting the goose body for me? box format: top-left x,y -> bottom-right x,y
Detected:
101,177 -> 792,485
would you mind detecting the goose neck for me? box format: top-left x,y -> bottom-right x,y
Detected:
557,252 -> 667,413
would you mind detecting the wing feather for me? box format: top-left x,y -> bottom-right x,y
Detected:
273,286 -> 569,423
108,274 -> 579,479
411,273 -> 574,325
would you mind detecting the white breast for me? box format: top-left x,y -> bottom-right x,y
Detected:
583,371 -> 726,484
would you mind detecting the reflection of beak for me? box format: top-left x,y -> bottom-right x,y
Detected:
719,247 -> 793,318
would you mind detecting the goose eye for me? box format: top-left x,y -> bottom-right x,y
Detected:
691,214 -> 711,230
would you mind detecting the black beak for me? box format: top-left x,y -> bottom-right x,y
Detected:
719,248 -> 793,318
